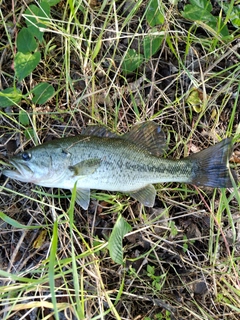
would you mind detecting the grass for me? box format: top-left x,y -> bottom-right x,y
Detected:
0,0 -> 240,319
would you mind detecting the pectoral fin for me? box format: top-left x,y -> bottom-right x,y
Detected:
69,158 -> 101,176
130,184 -> 156,207
71,188 -> 90,210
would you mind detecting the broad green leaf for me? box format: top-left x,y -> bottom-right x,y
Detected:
14,51 -> 41,81
182,4 -> 229,38
189,0 -> 212,12
170,220 -> 178,236
181,0 -> 230,38
186,88 -> 204,113
146,0 -> 165,27
122,49 -> 143,74
147,264 -> 155,275
24,128 -> 35,140
32,230 -> 48,248
19,109 -> 30,126
221,3 -> 240,28
31,83 -> 55,104
0,87 -> 22,107
143,30 -> 163,59
24,2 -> 50,42
208,19 -> 229,37
181,4 -> 215,22
17,27 -> 37,53
108,214 -> 132,265
44,0 -> 61,5
0,211 -> 43,229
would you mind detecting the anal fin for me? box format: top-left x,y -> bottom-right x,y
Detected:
71,188 -> 90,210
130,184 -> 156,207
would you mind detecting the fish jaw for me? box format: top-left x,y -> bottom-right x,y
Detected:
3,157 -> 74,189
3,159 -> 35,183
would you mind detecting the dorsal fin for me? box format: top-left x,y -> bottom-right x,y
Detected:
81,125 -> 118,138
122,121 -> 167,156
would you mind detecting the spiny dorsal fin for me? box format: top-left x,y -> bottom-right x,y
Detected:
122,121 -> 167,157
81,125 -> 118,138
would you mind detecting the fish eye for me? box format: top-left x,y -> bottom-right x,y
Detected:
22,152 -> 31,161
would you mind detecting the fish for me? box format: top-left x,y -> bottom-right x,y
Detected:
2,121 -> 237,209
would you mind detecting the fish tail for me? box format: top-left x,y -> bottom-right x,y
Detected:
189,138 -> 237,188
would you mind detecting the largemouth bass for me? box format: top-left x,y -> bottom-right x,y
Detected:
3,122 -> 237,209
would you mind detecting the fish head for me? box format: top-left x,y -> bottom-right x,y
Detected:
3,144 -> 72,187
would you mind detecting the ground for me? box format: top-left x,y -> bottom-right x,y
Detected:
0,0 -> 240,319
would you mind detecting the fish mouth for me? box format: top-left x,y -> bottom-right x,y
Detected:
3,159 -> 34,182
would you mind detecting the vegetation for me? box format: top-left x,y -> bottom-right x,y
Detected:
0,0 -> 239,319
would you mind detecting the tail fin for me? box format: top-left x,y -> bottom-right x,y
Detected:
189,138 -> 237,188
